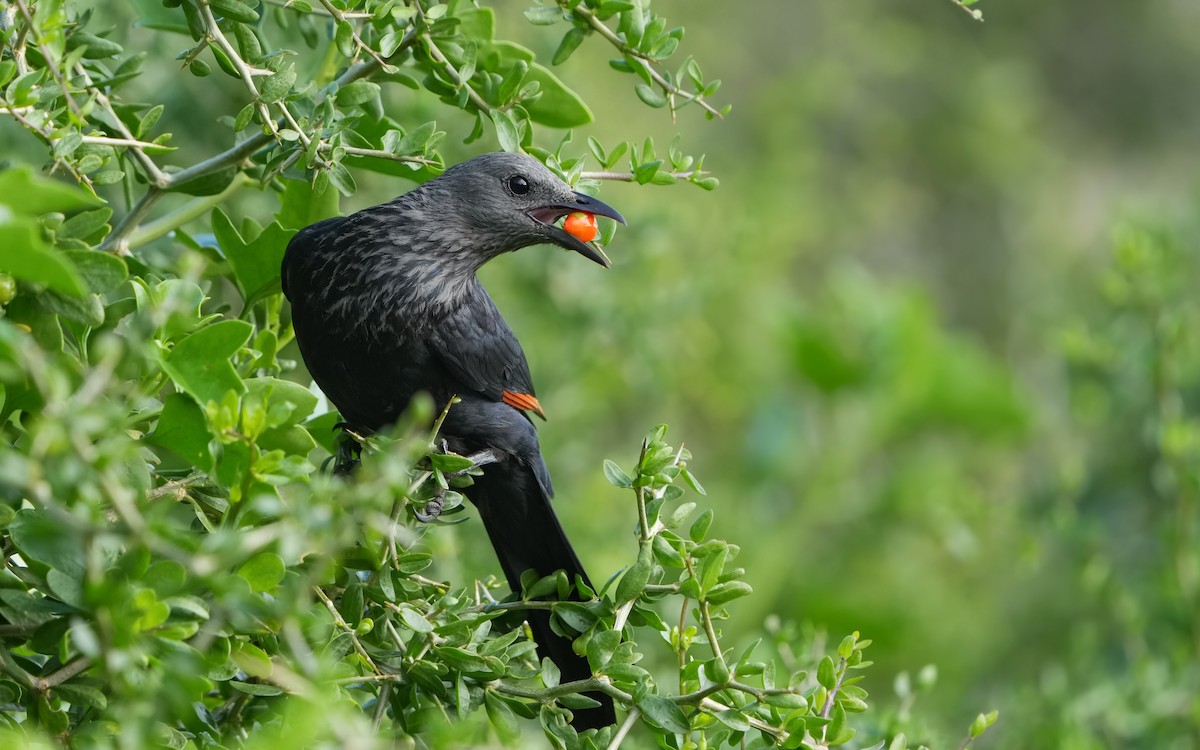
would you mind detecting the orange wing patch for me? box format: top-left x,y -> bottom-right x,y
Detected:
502,390 -> 546,419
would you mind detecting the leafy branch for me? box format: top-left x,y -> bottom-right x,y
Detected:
558,0 -> 727,120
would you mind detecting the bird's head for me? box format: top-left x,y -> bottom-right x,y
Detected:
421,152 -> 625,267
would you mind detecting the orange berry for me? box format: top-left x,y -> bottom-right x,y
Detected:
563,211 -> 598,243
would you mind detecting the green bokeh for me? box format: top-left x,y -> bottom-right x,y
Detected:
2,1 -> 1198,746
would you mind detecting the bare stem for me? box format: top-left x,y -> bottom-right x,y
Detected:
494,676 -> 632,704
819,657 -> 848,719
606,706 -> 641,750
33,658 -> 91,691
314,586 -> 379,672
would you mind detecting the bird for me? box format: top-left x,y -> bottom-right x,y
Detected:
281,152 -> 625,730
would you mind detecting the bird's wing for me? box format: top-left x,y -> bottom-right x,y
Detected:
425,291 -> 545,418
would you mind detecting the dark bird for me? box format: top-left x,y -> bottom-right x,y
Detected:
281,152 -> 625,730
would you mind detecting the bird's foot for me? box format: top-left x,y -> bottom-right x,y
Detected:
333,432 -> 363,475
414,449 -> 502,523
414,488 -> 445,523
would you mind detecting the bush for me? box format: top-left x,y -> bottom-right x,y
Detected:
0,1 -> 993,747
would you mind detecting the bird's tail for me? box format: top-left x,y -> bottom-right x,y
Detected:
470,462 -> 616,731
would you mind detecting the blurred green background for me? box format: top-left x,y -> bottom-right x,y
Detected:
475,2 -> 1200,746
7,0 -> 1200,745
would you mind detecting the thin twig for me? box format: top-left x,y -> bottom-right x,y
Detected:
32,658 -> 91,691
126,174 -> 253,250
316,0 -> 390,69
0,102 -> 91,187
334,144 -> 441,167
494,676 -> 632,704
197,0 -> 277,138
581,170 -> 703,182
261,0 -> 372,18
948,0 -> 985,21
314,586 -> 379,672
700,697 -> 787,739
74,63 -> 171,187
12,0 -> 84,122
421,34 -> 491,113
819,657 -> 848,719
566,2 -> 722,118
606,706 -> 640,750
79,134 -> 170,150
146,475 -> 206,502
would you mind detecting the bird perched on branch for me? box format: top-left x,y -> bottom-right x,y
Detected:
281,152 -> 625,730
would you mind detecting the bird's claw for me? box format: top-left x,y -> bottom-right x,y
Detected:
414,488 -> 445,523
333,434 -> 363,475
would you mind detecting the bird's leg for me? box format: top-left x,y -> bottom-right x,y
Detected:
413,494 -> 444,523
333,433 -> 363,475
415,448 -> 505,523
450,448 -> 503,475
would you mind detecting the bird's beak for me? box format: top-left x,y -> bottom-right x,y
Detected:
528,191 -> 627,268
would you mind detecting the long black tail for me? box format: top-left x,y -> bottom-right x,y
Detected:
469,460 -> 616,731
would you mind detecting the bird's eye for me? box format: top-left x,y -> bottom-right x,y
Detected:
508,175 -> 530,195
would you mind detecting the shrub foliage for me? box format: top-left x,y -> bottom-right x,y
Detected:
0,1 -> 992,748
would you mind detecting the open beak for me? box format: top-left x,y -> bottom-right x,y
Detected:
528,191 -> 627,268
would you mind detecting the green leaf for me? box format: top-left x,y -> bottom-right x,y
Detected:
57,208 -> 113,244
637,694 -> 689,733
700,543 -> 726,593
551,602 -> 597,633
46,568 -> 85,608
260,67 -> 296,103
434,646 -> 490,673
817,655 -> 836,690
237,552 -> 286,593
162,319 -> 253,404
43,288 -> 104,326
148,393 -> 213,470
209,0 -> 259,23
335,19 -> 355,57
523,6 -> 562,25
138,104 -> 165,138
689,509 -> 713,542
705,580 -> 751,606
681,468 -> 706,495
211,208 -> 295,302
524,63 -> 593,128
615,555 -> 651,603
635,83 -> 668,108
0,221 -> 86,296
490,110 -> 521,153
398,606 -> 434,633
230,680 -> 284,696
712,707 -> 752,732
828,703 -> 849,745
457,7 -> 495,40
276,178 -> 341,230
552,27 -> 588,65
336,80 -> 380,107
245,377 -> 319,427
8,510 -> 85,576
586,629 -> 621,670
485,691 -> 520,742
54,683 -> 107,710
64,250 -> 126,294
431,452 -> 477,473
603,459 -> 633,488
0,166 -> 104,216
